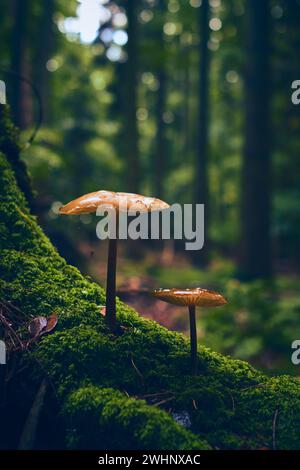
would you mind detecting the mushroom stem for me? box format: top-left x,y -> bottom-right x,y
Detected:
188,305 -> 198,375
105,217 -> 119,332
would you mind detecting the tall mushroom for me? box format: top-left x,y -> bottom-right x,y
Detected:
59,190 -> 169,333
151,287 -> 227,375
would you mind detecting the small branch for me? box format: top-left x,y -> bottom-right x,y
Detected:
0,300 -> 27,317
140,391 -> 170,398
272,407 -> 279,450
154,396 -> 175,407
7,331 -> 16,349
131,357 -> 144,384
32,356 -> 58,401
0,310 -> 24,350
240,382 -> 267,392
228,391 -> 235,413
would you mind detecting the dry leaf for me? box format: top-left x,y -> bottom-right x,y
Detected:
28,314 -> 58,338
41,313 -> 58,335
28,317 -> 47,337
100,306 -> 106,316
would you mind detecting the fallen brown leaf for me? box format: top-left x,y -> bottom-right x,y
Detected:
100,306 -> 106,316
28,317 -> 47,337
41,313 -> 58,335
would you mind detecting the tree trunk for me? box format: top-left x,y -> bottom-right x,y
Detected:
35,0 -> 54,124
125,0 -> 140,193
10,0 -> 30,128
154,0 -> 167,199
183,47 -> 191,157
195,0 -> 210,266
239,0 -> 271,280
154,69 -> 167,199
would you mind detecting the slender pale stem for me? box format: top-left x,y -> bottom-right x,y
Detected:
105,216 -> 119,332
188,305 -> 198,375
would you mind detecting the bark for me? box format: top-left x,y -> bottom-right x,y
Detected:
239,0 -> 271,280
125,0 -> 140,193
10,0 -> 31,128
182,47 -> 191,156
154,70 -> 167,198
195,0 -> 210,266
35,0 -> 54,124
154,0 -> 167,199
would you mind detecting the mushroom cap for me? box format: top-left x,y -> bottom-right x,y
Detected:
151,287 -> 227,307
59,190 -> 170,215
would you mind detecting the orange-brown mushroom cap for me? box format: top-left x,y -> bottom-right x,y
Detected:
151,287 -> 227,307
59,190 -> 170,215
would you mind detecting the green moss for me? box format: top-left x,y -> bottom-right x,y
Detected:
64,386 -> 208,450
0,105 -> 34,207
0,119 -> 300,449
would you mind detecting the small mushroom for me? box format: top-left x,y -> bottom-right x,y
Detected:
151,287 -> 227,375
60,191 -> 169,333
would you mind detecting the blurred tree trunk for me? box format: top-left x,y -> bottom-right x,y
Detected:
155,69 -> 167,198
239,0 -> 271,280
154,0 -> 174,264
195,0 -> 210,266
35,0 -> 54,124
183,47 -> 191,157
154,0 -> 167,199
10,0 -> 30,128
125,0 -> 140,193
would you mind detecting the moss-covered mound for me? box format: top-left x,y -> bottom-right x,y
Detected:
0,108 -> 300,450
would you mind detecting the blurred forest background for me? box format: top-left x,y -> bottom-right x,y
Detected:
1,0 -> 300,374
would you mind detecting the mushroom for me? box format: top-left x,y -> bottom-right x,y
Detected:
151,287 -> 227,375
59,190 -> 169,333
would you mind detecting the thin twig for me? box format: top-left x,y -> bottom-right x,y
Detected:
7,331 -> 16,349
272,407 -> 279,450
192,399 -> 198,410
154,396 -> 175,407
240,382 -> 267,392
0,311 -> 24,350
228,391 -> 235,413
131,357 -> 144,384
0,300 -> 26,316
32,356 -> 58,401
140,391 -> 170,398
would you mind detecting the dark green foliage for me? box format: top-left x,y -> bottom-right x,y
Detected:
0,143 -> 300,449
